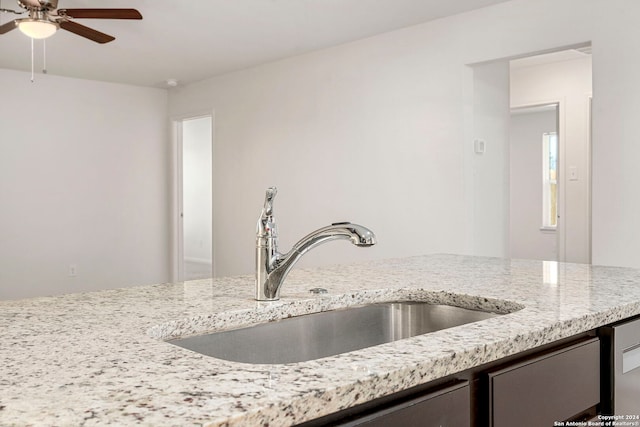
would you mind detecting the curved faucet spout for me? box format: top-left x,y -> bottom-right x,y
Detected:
292,222 -> 376,252
254,188 -> 376,301
257,222 -> 376,301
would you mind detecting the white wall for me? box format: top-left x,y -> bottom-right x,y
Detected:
510,55 -> 592,263
169,0 -> 599,276
470,61 -> 511,257
0,69 -> 170,300
591,0 -> 640,268
171,19 -> 472,277
182,117 -> 213,267
510,109 -> 558,260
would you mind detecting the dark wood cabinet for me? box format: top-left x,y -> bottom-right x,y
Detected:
337,381 -> 470,427
300,334 -> 602,427
487,338 -> 600,427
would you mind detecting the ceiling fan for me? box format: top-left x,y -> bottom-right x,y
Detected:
0,0 -> 142,43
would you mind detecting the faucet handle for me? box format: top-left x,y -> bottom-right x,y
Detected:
263,187 -> 277,216
257,187 -> 278,238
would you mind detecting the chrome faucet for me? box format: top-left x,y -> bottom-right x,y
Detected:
255,187 -> 376,301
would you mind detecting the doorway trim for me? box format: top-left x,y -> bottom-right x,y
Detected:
170,111 -> 215,282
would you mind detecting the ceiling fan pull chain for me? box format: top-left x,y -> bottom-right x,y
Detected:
30,36 -> 34,83
43,38 -> 47,74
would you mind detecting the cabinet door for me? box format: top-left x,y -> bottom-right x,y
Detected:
488,338 -> 600,427
340,381 -> 469,427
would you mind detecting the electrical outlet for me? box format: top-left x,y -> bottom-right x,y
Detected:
69,264 -> 77,277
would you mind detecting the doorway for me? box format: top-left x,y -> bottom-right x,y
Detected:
508,47 -> 592,263
173,115 -> 213,281
509,104 -> 560,261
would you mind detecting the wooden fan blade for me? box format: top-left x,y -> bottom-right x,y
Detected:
0,20 -> 17,35
59,20 -> 115,43
58,8 -> 142,20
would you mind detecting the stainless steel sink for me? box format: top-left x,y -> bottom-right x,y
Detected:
169,302 -> 501,364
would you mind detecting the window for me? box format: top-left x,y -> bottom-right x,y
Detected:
542,132 -> 558,229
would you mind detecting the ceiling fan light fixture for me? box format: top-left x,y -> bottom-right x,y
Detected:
18,19 -> 58,39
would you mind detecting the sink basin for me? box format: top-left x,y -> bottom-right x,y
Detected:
168,302 -> 502,364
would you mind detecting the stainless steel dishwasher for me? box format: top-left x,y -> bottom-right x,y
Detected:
610,317 -> 640,415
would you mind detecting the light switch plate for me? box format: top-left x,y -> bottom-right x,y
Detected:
569,166 -> 578,181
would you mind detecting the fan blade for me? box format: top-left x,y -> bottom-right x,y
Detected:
59,20 -> 115,43
58,8 -> 142,20
0,20 -> 17,35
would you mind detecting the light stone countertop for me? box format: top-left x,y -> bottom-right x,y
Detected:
3,254 -> 640,426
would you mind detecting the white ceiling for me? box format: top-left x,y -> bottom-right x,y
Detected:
0,0 -> 512,87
